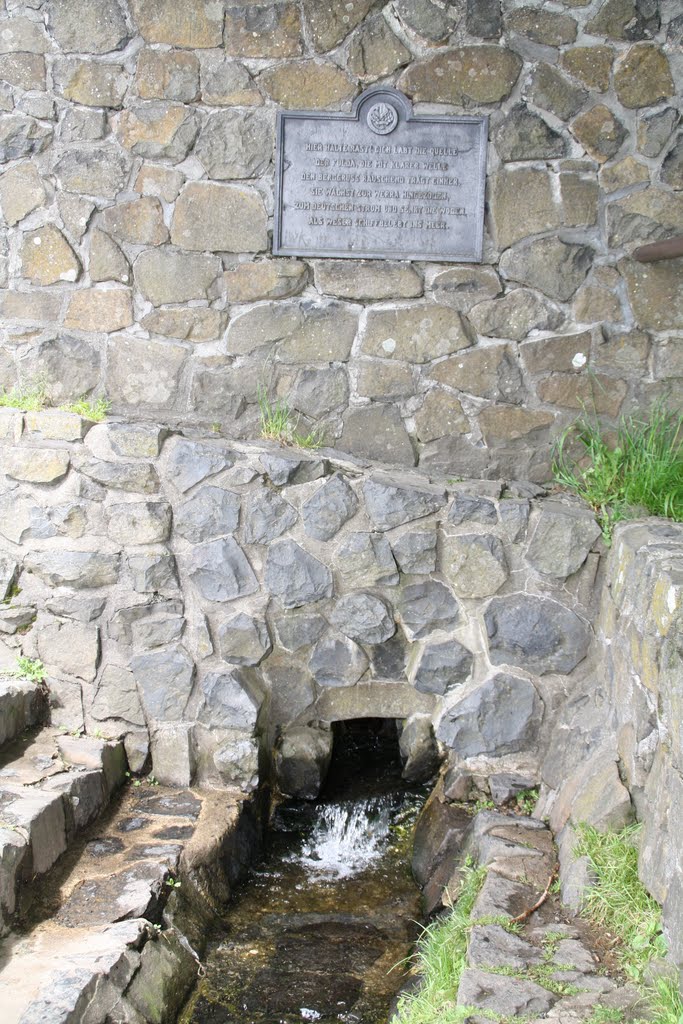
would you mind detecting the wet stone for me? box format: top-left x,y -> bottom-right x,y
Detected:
134,791 -> 201,818
330,593 -> 395,645
410,639 -> 473,696
265,540 -> 333,608
485,594 -> 592,675
117,817 -> 150,834
85,837 -> 125,858
398,581 -> 459,641
302,474 -> 358,542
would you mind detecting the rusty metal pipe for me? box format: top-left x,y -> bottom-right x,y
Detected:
633,235 -> 683,262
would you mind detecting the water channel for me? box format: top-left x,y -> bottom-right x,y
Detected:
179,720 -> 428,1024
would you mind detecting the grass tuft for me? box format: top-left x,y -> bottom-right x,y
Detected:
574,823 -> 667,981
0,378 -> 48,412
393,861 -> 486,1024
647,974 -> 683,1024
552,405 -> 683,543
60,396 -> 111,421
257,385 -> 323,450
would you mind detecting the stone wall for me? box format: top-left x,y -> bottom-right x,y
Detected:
0,0 -> 680,481
0,410 -> 604,794
538,520 -> 683,965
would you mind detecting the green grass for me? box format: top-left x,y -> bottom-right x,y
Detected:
59,396 -> 111,421
552,405 -> 683,543
0,379 -> 48,411
647,975 -> 683,1024
574,823 -> 667,981
393,862 -> 486,1024
257,385 -> 323,450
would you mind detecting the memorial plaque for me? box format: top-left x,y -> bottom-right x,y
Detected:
274,87 -> 487,263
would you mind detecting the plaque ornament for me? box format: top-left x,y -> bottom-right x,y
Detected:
273,87 -> 488,263
367,101 -> 398,135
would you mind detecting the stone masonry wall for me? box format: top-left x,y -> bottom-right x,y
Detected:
0,0 -> 680,481
0,410 -> 604,795
538,520 -> 683,966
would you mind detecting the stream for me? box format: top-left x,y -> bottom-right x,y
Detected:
179,721 -> 427,1024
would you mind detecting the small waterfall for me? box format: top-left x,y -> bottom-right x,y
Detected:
290,795 -> 396,879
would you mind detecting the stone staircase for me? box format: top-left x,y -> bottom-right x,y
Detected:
0,773 -> 253,1023
410,803 -> 646,1022
0,667 -> 127,938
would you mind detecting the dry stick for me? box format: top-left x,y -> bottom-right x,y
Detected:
509,867 -> 559,925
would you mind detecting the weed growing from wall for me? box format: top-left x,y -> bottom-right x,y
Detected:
552,406 -> 683,542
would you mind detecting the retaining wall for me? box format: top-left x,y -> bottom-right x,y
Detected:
0,0 -> 680,481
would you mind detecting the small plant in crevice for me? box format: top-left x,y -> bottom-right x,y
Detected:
165,876 -> 182,890
552,404 -> 683,543
12,656 -> 45,683
0,377 -> 48,412
257,384 -> 324,450
513,787 -> 540,816
60,396 -> 111,421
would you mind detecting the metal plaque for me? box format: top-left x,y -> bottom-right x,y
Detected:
273,87 -> 487,263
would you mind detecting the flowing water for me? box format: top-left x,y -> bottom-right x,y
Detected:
179,721 -> 427,1024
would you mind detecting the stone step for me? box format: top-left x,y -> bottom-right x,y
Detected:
0,728 -> 126,936
0,674 -> 47,750
0,783 -> 249,1024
